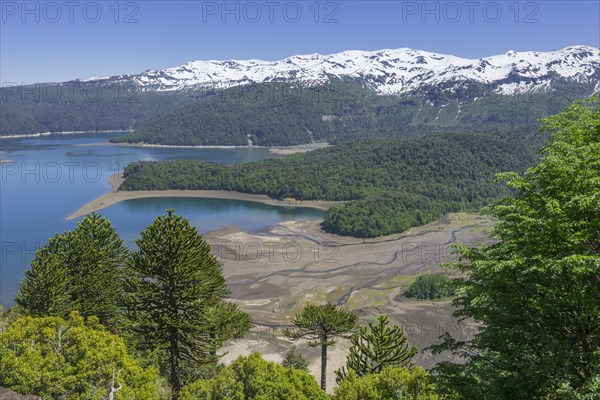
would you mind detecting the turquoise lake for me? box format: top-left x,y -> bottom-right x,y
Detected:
0,133 -> 323,306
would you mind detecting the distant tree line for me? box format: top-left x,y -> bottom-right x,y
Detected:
2,79 -> 587,142
0,83 -> 195,135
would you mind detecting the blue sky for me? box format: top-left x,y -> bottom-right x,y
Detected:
1,1 -> 599,83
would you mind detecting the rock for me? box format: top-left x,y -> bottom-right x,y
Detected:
0,388 -> 41,400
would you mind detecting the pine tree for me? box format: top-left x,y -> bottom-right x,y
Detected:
282,346 -> 310,372
284,303 -> 357,391
335,315 -> 417,383
15,213 -> 127,329
124,209 -> 250,398
68,213 -> 128,328
15,233 -> 72,317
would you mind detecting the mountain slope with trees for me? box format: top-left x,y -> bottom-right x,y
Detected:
109,81 -> 587,146
0,83 -> 196,135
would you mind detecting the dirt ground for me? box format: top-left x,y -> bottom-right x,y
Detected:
205,212 -> 492,392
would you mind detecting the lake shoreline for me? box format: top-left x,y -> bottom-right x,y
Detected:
75,141 -> 330,154
65,174 -> 344,221
0,129 -> 133,140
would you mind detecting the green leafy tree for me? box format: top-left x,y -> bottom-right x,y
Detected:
282,346 -> 310,372
124,209 -> 251,398
16,213 -> 128,329
0,312 -> 160,399
284,303 -> 357,391
433,98 -> 600,399
336,315 -> 417,382
179,352 -> 328,400
405,274 -> 454,300
0,306 -> 22,334
331,366 -> 442,400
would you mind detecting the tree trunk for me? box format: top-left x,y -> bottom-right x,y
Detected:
170,329 -> 181,399
320,339 -> 328,392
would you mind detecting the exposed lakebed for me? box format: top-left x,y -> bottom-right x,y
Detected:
0,133 -> 322,306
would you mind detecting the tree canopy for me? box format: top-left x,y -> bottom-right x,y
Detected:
336,316 -> 417,382
16,213 -> 127,330
124,209 -> 251,397
433,97 -> 600,399
404,274 -> 455,300
284,303 -> 357,391
331,366 -> 442,400
179,353 -> 328,400
0,312 -> 160,400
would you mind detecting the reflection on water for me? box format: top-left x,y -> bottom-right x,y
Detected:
0,133 -> 319,306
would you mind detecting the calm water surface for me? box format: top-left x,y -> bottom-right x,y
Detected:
0,133 -> 322,306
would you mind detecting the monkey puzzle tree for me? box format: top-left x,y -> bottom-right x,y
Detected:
15,232 -> 72,319
284,303 -> 357,391
16,213 -> 127,329
335,315 -> 417,383
124,209 -> 250,399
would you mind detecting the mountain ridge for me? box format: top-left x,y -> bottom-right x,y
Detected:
80,45 -> 600,96
2,45 -> 597,137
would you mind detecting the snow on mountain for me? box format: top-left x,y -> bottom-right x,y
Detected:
83,46 -> 600,96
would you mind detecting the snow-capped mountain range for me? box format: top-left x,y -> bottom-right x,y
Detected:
84,46 -> 600,96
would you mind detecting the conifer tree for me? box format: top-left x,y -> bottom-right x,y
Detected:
15,233 -> 72,317
282,346 -> 310,372
68,213 -> 128,328
335,315 -> 417,382
124,209 -> 250,398
16,213 -> 127,329
284,303 -> 357,391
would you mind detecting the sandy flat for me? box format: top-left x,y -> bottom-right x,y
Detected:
66,174 -> 344,221
0,129 -> 133,140
268,142 -> 330,155
213,213 -> 491,392
74,141 -> 330,155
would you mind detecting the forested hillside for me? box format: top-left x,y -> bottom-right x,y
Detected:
1,78 -> 586,143
0,83 -> 195,135
109,81 -> 582,146
120,131 -> 545,236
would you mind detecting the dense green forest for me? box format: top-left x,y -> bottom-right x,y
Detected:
0,82 -> 196,135
404,274 -> 455,300
120,131 -> 545,237
2,79 -> 586,143
110,81 -> 583,146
